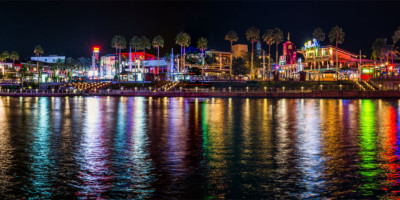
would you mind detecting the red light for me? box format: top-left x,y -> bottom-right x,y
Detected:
389,65 -> 393,71
93,47 -> 100,53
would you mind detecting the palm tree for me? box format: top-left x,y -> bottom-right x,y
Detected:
175,32 -> 191,74
328,25 -> 345,80
20,61 -> 30,87
394,27 -> 400,45
130,36 -> 140,72
65,57 -> 75,81
10,51 -> 19,68
197,37 -> 208,83
77,57 -> 86,77
272,28 -> 284,76
152,35 -> 164,78
111,35 -> 119,80
225,30 -> 239,77
312,28 -> 325,83
0,51 -> 9,62
246,27 -> 260,78
182,33 -> 191,74
313,28 -> 326,43
372,38 -> 386,74
262,29 -> 274,80
111,35 -> 126,82
0,51 -> 9,80
137,36 -> 151,87
34,45 -> 44,84
391,27 -> 400,65
175,32 -> 185,73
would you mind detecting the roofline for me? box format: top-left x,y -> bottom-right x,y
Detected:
320,45 -> 357,57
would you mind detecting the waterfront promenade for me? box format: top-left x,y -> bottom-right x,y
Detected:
2,89 -> 400,98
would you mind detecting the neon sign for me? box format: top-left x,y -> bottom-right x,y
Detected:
303,39 -> 319,50
362,68 -> 373,74
93,47 -> 100,53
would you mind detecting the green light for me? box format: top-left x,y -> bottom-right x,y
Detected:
358,100 -> 381,195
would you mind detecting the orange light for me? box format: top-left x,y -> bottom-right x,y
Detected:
93,47 -> 100,53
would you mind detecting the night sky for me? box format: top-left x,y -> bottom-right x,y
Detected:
1,0 -> 399,59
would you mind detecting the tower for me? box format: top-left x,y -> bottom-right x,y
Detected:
282,33 -> 296,65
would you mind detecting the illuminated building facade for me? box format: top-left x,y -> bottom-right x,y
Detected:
100,52 -> 167,80
298,40 -> 377,80
31,55 -> 65,63
232,44 -> 248,58
278,33 -> 299,79
205,50 -> 231,74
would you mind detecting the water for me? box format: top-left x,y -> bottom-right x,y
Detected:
1,96 -> 400,199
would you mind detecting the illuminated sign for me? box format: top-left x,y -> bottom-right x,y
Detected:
362,68 -> 373,74
93,47 -> 100,53
303,39 -> 319,50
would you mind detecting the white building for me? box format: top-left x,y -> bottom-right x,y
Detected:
31,55 -> 65,63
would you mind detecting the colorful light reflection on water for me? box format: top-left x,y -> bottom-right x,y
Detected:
2,97 -> 400,198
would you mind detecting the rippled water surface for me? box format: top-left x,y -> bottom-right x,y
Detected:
1,96 -> 400,199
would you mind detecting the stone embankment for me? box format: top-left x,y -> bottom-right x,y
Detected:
2,91 -> 400,98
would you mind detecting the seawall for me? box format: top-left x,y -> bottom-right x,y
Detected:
1,91 -> 400,98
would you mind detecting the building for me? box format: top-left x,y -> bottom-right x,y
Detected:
100,52 -> 167,81
205,50 -> 231,75
232,44 -> 248,58
297,39 -> 378,81
31,55 -> 65,63
277,33 -> 299,80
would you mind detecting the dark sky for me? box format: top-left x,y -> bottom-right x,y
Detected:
1,0 -> 399,59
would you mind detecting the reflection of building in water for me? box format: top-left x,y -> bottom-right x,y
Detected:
29,98 -> 52,198
319,99 -> 351,196
0,98 -> 12,193
380,105 -> 400,198
202,98 -> 229,198
359,100 -> 379,196
296,99 -> 324,198
77,98 -> 112,198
